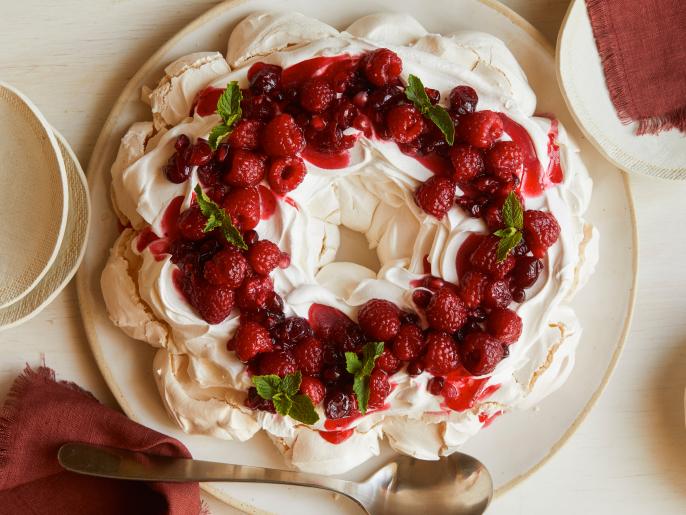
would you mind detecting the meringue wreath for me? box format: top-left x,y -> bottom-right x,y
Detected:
102,11 -> 598,474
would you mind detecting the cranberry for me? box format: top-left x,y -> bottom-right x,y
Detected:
175,134 -> 190,151
177,206 -> 207,241
241,93 -> 276,121
325,390 -> 354,419
189,139 -> 212,166
407,359 -> 425,376
449,85 -> 479,116
331,320 -> 365,352
512,256 -> 543,288
245,387 -> 276,413
424,87 -> 440,104
271,317 -> 313,348
248,62 -> 282,95
427,376 -> 445,395
163,153 -> 191,183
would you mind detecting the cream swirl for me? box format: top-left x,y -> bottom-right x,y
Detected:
101,11 -> 599,475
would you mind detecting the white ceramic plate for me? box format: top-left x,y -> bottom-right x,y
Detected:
0,82 -> 68,309
557,0 -> 686,180
0,129 -> 90,330
76,1 -> 637,513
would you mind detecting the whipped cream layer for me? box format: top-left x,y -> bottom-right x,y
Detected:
101,11 -> 599,475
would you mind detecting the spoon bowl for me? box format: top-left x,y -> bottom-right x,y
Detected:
58,442 -> 493,514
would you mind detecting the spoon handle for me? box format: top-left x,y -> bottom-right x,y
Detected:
58,443 -> 365,506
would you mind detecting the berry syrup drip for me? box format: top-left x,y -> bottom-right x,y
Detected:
301,146 -> 351,169
478,410 -> 502,428
193,87 -> 224,117
281,55 -> 358,89
318,428 -> 354,444
323,413 -> 362,431
499,114 -> 563,197
258,185 -> 277,220
137,196 -> 184,260
440,368 -> 500,412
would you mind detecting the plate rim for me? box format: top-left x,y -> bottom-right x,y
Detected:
75,0 -> 638,507
0,81 -> 69,309
556,0 -> 685,180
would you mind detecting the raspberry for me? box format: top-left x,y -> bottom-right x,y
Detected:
299,376 -> 325,404
299,78 -> 335,113
414,176 -> 456,219
228,119 -> 262,150
325,389 -> 356,419
482,280 -> 512,309
258,350 -> 296,377
194,283 -> 235,324
460,331 -> 505,375
188,139 -> 213,166
424,331 -> 460,375
357,299 -> 401,341
245,386 -> 276,412
330,320 -> 365,352
456,110 -> 504,149
368,369 -> 391,409
391,323 -> 424,361
268,156 -> 306,195
458,270 -> 488,309
262,114 -> 306,157
512,256 -> 544,288
241,93 -> 276,121
177,206 -> 207,241
222,186 -> 260,231
203,248 -> 248,288
271,316 -> 313,348
376,348 -> 401,374
449,144 -> 484,184
247,240 -> 284,276
223,150 -> 267,187
486,141 -> 523,181
449,85 -> 478,116
486,308 -> 523,344
482,203 -> 504,231
248,62 -> 282,95
362,48 -> 402,86
232,321 -> 274,362
469,235 -> 515,279
236,274 -> 274,311
425,287 -> 468,332
293,336 -> 324,375
386,104 -> 425,144
523,210 -> 561,258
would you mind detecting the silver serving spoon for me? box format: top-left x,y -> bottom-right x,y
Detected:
58,442 -> 492,514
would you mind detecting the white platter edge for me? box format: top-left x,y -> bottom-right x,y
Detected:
75,0 -> 639,510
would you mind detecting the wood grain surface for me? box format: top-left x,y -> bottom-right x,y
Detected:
1,1 -> 685,513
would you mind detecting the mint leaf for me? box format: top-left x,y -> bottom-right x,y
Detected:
427,105 -> 455,145
217,81 -> 242,126
405,74 -> 432,111
496,230 -> 522,262
353,375 -> 370,415
208,124 -> 232,150
272,393 -> 293,416
252,374 -> 281,400
208,82 -> 242,150
494,227 -> 517,239
361,341 -> 384,377
502,192 -> 523,230
347,341 -> 385,414
345,352 -> 363,374
404,74 -> 455,145
289,394 -> 319,425
280,371 -> 302,397
193,185 -> 247,250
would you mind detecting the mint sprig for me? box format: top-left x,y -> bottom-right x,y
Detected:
404,74 -> 455,145
193,184 -> 247,250
208,81 -> 242,150
252,371 -> 319,425
494,191 -> 524,261
345,341 -> 384,414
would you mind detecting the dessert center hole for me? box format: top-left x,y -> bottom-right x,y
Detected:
334,226 -> 381,273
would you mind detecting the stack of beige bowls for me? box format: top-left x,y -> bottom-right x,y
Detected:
0,82 -> 90,330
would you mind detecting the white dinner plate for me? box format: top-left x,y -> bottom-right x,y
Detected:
0,129 -> 90,330
76,1 -> 638,513
557,0 -> 686,180
0,82 -> 68,309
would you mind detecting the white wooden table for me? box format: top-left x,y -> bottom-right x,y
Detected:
1,1 -> 685,513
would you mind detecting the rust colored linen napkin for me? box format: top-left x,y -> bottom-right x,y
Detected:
0,366 -> 204,515
585,0 -> 686,135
